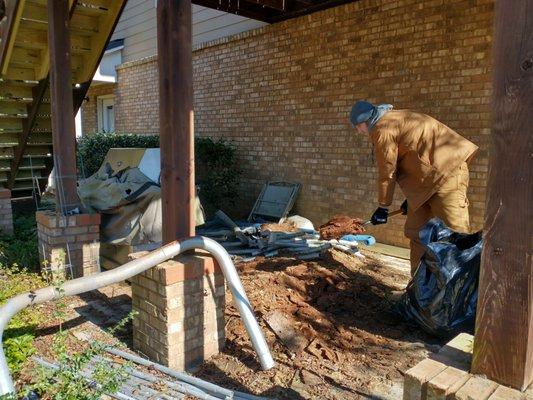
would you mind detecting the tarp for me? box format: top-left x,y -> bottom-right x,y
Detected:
78,149 -> 204,245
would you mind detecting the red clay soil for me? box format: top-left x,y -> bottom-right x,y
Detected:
195,249 -> 444,399
318,215 -> 366,240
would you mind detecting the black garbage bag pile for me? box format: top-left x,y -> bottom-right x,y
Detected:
397,218 -> 483,337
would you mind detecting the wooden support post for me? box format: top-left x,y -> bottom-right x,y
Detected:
47,0 -> 80,214
471,0 -> 533,391
157,0 -> 195,243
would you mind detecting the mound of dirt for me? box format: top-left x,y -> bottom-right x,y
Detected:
318,215 -> 365,240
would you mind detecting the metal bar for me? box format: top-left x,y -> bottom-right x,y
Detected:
47,0 -> 80,214
157,0 -> 195,242
0,237 -> 274,395
105,348 -> 234,399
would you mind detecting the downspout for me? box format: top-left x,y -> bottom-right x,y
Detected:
0,236 -> 275,395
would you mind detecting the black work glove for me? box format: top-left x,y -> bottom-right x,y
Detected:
371,207 -> 389,225
401,199 -> 408,215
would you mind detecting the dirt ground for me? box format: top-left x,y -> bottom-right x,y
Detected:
195,249 -> 442,399
18,248 -> 444,399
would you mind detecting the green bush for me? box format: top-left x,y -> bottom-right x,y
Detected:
77,133 -> 241,216
0,212 -> 39,271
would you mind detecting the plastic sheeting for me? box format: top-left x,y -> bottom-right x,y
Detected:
397,218 -> 482,337
78,159 -> 204,245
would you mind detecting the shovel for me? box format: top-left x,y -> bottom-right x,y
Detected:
363,208 -> 404,226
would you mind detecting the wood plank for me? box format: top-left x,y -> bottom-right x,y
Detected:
471,0 -> 533,391
14,27 -> 48,50
0,101 -> 28,116
3,66 -> 36,81
7,77 -> 48,188
47,0 -> 80,212
158,0 -> 195,242
0,118 -> 23,132
78,0 -> 126,82
10,47 -> 41,68
0,83 -> 33,101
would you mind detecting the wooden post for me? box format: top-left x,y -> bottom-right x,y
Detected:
471,0 -> 533,391
157,0 -> 195,243
47,0 -> 80,214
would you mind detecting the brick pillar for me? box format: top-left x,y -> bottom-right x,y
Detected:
0,189 -> 13,235
131,252 -> 225,370
36,210 -> 101,278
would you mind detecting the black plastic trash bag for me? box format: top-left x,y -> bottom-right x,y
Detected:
397,218 -> 483,337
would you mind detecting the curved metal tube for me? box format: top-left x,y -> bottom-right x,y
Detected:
0,236 -> 275,395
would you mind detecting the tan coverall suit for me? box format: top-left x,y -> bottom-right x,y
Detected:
370,110 -> 478,274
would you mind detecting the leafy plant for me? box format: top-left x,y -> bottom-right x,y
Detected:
77,133 -> 241,216
27,311 -> 136,400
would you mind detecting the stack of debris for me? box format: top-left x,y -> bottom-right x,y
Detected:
197,211 -> 365,262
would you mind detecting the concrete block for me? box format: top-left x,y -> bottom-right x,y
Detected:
454,376 -> 498,400
404,359 -> 448,400
427,366 -> 470,400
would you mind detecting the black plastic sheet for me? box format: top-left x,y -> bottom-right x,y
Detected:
397,218 -> 483,337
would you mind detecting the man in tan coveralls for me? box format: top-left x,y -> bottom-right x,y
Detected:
349,101 -> 478,274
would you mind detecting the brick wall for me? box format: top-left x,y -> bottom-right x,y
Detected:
88,0 -> 494,247
36,211 -> 101,278
81,84 -> 116,134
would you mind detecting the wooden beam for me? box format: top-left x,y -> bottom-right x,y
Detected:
157,0 -> 195,242
7,76 -> 48,189
0,0 -> 26,76
242,0 -> 285,12
192,0 -> 273,23
47,0 -> 80,213
471,0 -> 533,391
267,0 -> 354,22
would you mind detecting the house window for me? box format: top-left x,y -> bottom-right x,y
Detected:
97,95 -> 115,133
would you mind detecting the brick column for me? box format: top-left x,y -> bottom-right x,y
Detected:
36,210 -> 101,278
131,252 -> 225,370
0,189 -> 13,235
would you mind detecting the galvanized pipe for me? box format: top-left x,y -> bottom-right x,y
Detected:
0,236 -> 274,395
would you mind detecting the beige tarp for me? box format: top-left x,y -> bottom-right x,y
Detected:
77,152 -> 204,245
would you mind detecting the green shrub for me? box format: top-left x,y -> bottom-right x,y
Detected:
0,212 -> 39,271
77,133 -> 241,216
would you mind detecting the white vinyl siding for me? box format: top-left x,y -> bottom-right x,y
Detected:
112,0 -> 267,63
